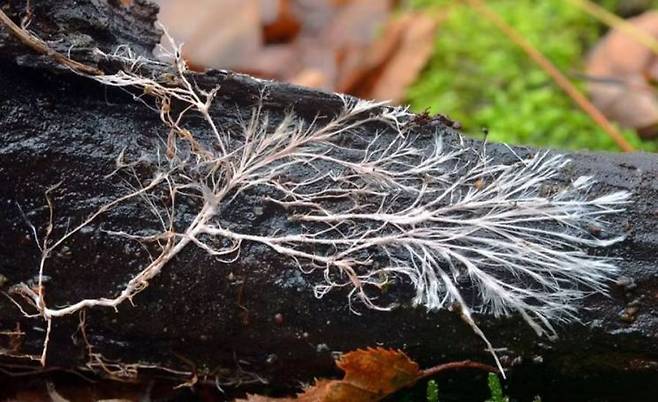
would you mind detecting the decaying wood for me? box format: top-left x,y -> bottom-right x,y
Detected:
0,1 -> 657,400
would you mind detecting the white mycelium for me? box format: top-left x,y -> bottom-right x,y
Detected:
8,29 -> 629,375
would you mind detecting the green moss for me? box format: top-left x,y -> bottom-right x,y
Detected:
426,379 -> 439,402
406,0 -> 658,152
485,373 -> 509,402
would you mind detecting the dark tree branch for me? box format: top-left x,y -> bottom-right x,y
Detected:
0,1 -> 657,401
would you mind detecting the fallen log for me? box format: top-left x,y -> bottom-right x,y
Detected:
0,1 -> 657,401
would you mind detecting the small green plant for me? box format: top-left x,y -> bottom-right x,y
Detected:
486,373 -> 509,402
426,379 -> 439,402
395,374 -> 544,402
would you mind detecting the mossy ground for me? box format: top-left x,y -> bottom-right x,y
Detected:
406,0 -> 658,152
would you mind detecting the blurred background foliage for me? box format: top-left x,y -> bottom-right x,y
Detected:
406,0 -> 658,152
155,0 -> 658,153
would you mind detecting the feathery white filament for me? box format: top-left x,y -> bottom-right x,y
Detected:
7,32 -> 629,375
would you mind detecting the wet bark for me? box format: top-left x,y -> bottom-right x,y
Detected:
0,1 -> 657,401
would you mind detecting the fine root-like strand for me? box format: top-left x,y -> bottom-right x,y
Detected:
6,31 -> 630,375
0,8 -> 103,75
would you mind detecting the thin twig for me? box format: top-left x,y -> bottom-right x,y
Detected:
0,8 -> 103,76
420,359 -> 497,379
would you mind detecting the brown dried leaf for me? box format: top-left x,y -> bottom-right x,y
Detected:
338,348 -> 421,395
152,0 -> 399,91
336,10 -> 440,101
154,0 -> 263,70
336,12 -> 405,94
352,12 -> 440,103
586,10 -> 658,138
262,0 -> 301,44
237,348 -> 420,402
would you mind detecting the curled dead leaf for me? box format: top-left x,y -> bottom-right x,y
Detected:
236,348 -> 420,402
236,347 -> 497,402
